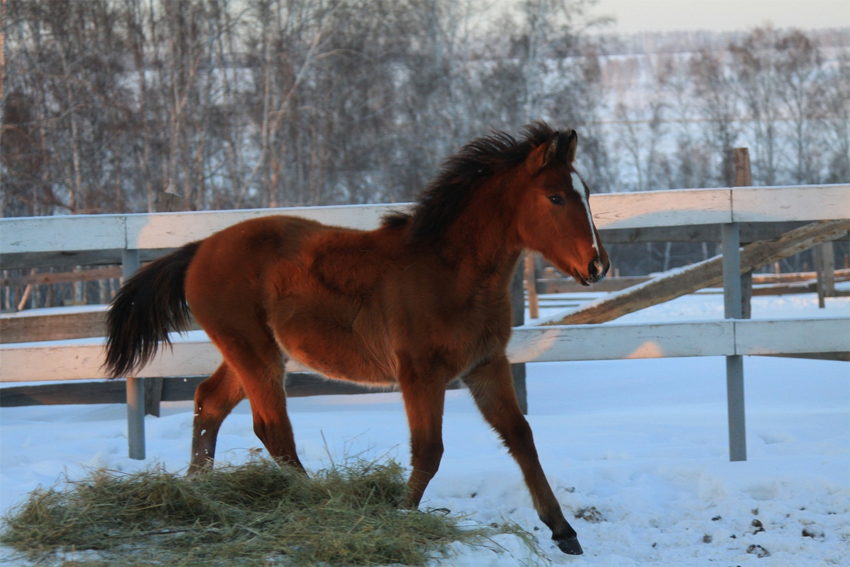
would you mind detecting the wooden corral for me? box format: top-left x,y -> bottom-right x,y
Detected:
1,182 -> 848,461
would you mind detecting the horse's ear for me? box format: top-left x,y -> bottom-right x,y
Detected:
565,129 -> 578,163
542,134 -> 560,168
541,129 -> 578,169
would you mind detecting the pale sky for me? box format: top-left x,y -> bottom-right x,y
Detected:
589,0 -> 850,34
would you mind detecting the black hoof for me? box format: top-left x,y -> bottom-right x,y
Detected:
555,535 -> 583,555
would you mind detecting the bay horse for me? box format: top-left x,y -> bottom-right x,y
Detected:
104,122 -> 609,555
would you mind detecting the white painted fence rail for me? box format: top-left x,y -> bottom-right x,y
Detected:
3,185 -> 848,255
2,183 -> 848,461
2,318 -> 847,384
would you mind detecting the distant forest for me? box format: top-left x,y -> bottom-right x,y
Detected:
1,0 -> 848,275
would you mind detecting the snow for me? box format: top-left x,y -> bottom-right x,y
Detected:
1,293 -> 848,566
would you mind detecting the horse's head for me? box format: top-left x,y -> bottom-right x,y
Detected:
517,128 -> 609,286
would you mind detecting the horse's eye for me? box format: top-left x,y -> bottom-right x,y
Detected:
548,194 -> 565,206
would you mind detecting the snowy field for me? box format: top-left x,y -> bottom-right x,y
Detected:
1,292 -> 848,566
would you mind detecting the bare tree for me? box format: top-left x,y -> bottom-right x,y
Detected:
0,0 -> 7,215
823,51 -> 850,183
776,29 -> 825,184
4,2 -> 846,228
730,26 -> 784,186
690,48 -> 740,186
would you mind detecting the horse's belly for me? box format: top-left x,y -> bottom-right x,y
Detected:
274,316 -> 397,386
283,347 -> 397,386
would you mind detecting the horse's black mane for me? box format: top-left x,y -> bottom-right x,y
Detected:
382,122 -> 557,243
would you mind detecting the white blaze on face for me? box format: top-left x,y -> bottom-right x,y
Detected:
570,171 -> 599,253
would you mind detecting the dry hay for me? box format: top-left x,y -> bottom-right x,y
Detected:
1,457 -> 541,566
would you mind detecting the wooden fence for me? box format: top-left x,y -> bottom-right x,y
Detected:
2,183 -> 849,462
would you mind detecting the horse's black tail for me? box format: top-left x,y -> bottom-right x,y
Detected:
104,241 -> 202,378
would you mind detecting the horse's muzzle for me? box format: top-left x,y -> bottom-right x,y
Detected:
583,258 -> 608,285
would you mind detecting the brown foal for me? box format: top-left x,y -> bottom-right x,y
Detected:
105,122 -> 609,555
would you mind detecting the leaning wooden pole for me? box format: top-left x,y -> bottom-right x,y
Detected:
546,219 -> 850,326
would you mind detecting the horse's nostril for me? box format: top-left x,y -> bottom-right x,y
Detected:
587,259 -> 606,282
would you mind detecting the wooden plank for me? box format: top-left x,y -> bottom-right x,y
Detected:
0,309 -> 204,344
537,276 -> 651,294
2,317 -> 847,385
0,380 -> 130,407
0,374 -> 464,409
764,352 -> 850,362
732,185 -> 850,222
0,310 -> 108,344
160,376 -> 206,401
537,270 -> 850,288
507,321 -> 735,363
547,220 -> 850,326
0,338 -> 320,383
590,189 -> 732,230
0,340 -> 218,382
0,249 -> 172,270
0,215 -> 126,254
126,204 -> 411,249
752,281 -> 818,295
1,267 -> 122,287
598,222 -> 808,244
1,185 -> 845,267
735,318 -> 850,356
2,184 -> 846,257
562,277 -> 846,298
753,268 -> 850,284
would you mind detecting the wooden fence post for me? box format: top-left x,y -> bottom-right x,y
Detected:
733,148 -> 753,319
722,222 -> 747,462
814,242 -> 835,308
122,248 -> 146,460
723,147 -> 751,462
524,253 -> 539,320
510,262 -> 528,415
145,378 -> 164,418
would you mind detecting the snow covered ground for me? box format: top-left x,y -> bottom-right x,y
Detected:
1,292 -> 848,566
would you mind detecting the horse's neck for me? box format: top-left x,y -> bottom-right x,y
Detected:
435,178 -> 524,291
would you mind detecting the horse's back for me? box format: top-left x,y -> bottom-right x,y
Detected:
184,216 -> 337,350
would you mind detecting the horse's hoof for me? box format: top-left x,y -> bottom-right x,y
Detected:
555,536 -> 583,555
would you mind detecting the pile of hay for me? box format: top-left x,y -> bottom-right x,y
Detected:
1,458 -> 536,566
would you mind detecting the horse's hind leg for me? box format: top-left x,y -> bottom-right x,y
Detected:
215,334 -> 304,471
462,356 -> 583,556
189,362 -> 245,475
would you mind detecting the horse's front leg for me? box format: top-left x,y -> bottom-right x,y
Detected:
397,353 -> 448,507
462,355 -> 583,555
